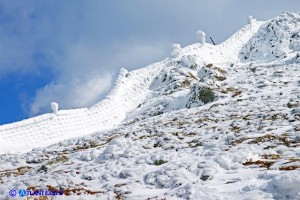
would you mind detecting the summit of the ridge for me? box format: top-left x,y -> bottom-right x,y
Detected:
240,12 -> 300,62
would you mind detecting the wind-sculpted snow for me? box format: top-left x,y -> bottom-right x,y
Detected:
0,61 -> 165,153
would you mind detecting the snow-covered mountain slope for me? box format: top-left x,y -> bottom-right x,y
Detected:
0,61 -> 165,153
240,12 -> 300,62
1,12 -> 300,200
0,15 -> 263,154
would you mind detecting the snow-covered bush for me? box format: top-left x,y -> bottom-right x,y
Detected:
196,30 -> 206,45
171,43 -> 182,58
186,83 -> 216,108
51,102 -> 59,114
197,87 -> 215,104
145,154 -> 169,165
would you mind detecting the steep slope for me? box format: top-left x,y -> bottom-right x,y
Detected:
1,12 -> 300,200
0,16 -> 263,154
127,18 -> 264,122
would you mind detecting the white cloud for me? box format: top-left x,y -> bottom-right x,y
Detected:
30,73 -> 112,115
29,40 -> 114,115
29,40 -> 168,115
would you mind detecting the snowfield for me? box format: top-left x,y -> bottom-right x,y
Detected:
1,12 -> 300,200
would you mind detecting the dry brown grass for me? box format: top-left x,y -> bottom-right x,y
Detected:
262,154 -> 282,160
243,160 -> 275,169
232,90 -> 242,97
279,166 -> 300,171
26,196 -> 52,200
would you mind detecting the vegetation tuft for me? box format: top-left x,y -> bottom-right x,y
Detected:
154,160 -> 167,166
198,87 -> 215,104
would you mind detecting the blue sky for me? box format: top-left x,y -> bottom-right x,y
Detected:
0,1 -> 299,125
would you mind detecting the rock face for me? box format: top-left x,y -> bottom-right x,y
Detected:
240,12 -> 300,62
1,13 -> 300,200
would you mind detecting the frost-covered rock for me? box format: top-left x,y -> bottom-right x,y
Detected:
81,172 -> 96,180
197,64 -> 227,82
119,170 -> 134,179
144,169 -> 185,189
176,183 -> 194,199
75,149 -> 97,161
178,55 -> 199,69
95,137 -> 131,163
266,171 -> 300,199
197,66 -> 210,81
240,12 -> 300,62
290,39 -> 300,51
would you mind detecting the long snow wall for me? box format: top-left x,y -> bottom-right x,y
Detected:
0,61 -> 165,153
178,20 -> 264,64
